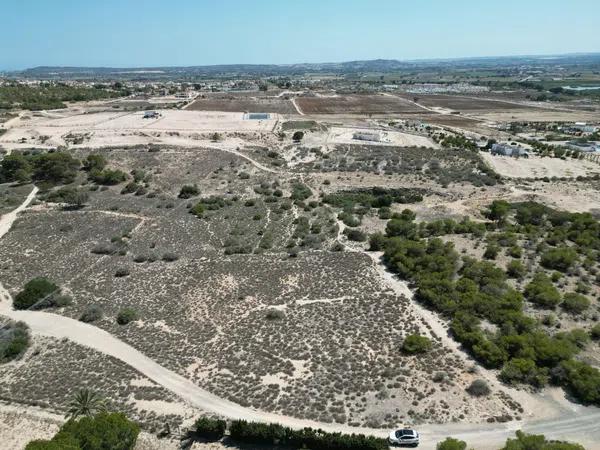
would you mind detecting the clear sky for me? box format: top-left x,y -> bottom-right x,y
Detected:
2,0 -> 599,70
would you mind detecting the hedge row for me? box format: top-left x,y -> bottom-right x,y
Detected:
195,419 -> 387,450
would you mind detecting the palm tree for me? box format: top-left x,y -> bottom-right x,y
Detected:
66,389 -> 107,420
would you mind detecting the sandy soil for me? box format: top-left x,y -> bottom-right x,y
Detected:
0,109 -> 278,150
482,153 -> 600,178
312,126 -> 438,148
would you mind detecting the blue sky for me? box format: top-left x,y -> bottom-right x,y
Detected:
2,0 -> 599,69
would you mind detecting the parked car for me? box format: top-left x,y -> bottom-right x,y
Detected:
389,429 -> 419,446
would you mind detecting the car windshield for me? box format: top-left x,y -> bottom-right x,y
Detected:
396,429 -> 415,438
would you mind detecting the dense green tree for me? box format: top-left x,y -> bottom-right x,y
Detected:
501,430 -> 584,450
487,200 -> 511,223
13,278 -> 59,310
82,154 -> 107,172
524,273 -> 561,309
0,154 -> 32,183
500,358 -> 548,387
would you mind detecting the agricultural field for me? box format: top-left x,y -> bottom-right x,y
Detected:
394,93 -> 531,112
187,95 -> 298,114
295,95 -> 424,115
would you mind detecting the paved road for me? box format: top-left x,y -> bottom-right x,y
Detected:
1,188 -> 599,449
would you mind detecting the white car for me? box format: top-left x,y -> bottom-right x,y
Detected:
389,428 -> 420,446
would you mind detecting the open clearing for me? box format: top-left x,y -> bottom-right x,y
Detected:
482,153 -> 600,178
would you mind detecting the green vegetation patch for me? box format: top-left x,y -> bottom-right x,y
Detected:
0,82 -> 127,111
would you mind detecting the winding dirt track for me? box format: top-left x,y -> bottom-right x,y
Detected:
1,188 -> 599,449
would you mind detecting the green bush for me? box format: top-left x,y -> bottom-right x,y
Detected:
483,243 -> 500,260
26,412 -> 139,450
191,202 -> 205,217
0,321 -> 30,363
401,334 -> 432,354
116,308 -> 138,325
540,247 -> 578,272
437,437 -> 467,450
339,211 -> 360,227
178,184 -> 200,199
501,430 -> 584,450
90,168 -> 127,185
229,420 -> 387,450
561,293 -> 590,315
506,260 -> 526,279
193,417 -> 226,441
13,277 -> 59,310
79,305 -> 103,323
63,412 -> 139,450
46,187 -> 89,207
591,324 -> 600,341
499,358 -> 548,387
368,232 -> 387,251
524,273 -> 561,309
291,182 -> 312,201
553,359 -> 600,405
486,200 -> 510,222
466,379 -> 490,397
344,228 -> 367,242
82,154 -> 107,172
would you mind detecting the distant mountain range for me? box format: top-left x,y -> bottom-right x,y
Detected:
8,53 -> 600,80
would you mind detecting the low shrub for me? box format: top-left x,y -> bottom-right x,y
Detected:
0,321 -> 30,363
506,260 -> 526,279
162,252 -> 179,262
265,309 -> 285,321
344,228 -> 367,242
524,273 -> 561,309
114,268 -> 130,278
591,324 -> 600,341
437,437 -> 467,450
501,430 -> 584,450
179,184 -> 200,199
116,308 -> 138,325
401,334 -> 432,354
561,293 -> 590,315
193,417 -> 226,441
79,305 -> 103,323
466,379 -> 490,397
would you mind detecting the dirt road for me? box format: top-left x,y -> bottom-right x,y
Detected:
1,190 -> 600,449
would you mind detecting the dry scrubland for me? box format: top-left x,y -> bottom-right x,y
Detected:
1,91 -> 600,449
0,155 -> 517,428
0,337 -> 194,432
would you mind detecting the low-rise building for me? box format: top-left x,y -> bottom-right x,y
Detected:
491,143 -> 529,158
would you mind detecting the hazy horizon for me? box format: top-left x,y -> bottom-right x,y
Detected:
2,0 -> 599,71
